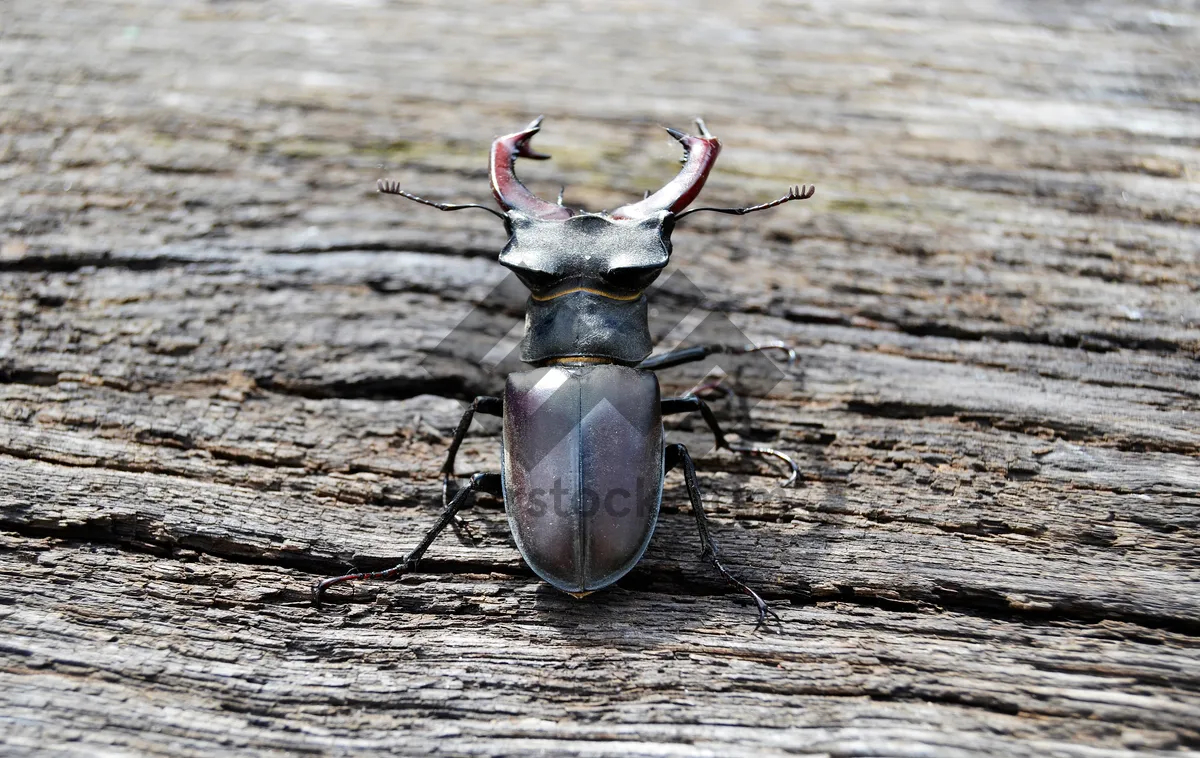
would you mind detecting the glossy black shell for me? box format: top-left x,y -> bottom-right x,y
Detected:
501,364 -> 664,593
499,211 -> 674,364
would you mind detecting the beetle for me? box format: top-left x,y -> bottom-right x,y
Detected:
313,117 -> 815,625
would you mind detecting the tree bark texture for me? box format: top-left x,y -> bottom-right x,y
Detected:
1,1 -> 1198,756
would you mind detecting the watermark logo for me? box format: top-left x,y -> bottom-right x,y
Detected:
419,268 -> 793,464
524,478 -> 658,519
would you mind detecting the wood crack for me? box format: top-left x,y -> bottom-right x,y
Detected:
4,0 -> 1199,752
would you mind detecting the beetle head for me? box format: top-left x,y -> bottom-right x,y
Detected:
379,118 -> 813,298
491,117 -> 720,299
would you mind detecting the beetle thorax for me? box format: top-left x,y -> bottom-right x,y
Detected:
499,211 -> 675,366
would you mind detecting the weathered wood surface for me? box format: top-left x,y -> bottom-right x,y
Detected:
2,0 -> 1199,755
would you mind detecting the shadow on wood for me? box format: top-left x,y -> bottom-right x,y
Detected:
1,0 -> 1198,755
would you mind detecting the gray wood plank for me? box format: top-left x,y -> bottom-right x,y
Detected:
1,0 -> 1198,755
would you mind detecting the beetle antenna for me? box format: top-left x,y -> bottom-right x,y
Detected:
377,180 -> 506,219
675,184 -> 815,220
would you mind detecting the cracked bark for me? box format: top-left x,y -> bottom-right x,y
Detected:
2,0 -> 1199,756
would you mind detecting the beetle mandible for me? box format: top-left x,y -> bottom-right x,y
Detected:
314,117 -> 815,625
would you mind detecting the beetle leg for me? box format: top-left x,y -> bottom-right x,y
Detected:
313,472 -> 502,606
441,396 -> 503,544
641,341 -> 795,418
683,376 -> 735,403
442,396 -> 503,479
637,341 -> 797,372
665,443 -> 781,631
661,395 -> 800,487
446,489 -> 480,547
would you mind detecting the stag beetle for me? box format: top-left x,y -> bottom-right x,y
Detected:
314,118 -> 814,625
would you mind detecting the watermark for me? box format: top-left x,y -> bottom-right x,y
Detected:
524,478 -> 658,519
420,268 -> 793,466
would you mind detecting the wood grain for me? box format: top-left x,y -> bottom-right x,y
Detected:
2,0 -> 1198,755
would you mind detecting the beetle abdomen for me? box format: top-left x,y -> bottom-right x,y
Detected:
502,365 -> 664,593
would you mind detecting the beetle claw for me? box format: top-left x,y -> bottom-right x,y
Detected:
450,513 -> 481,547
728,442 -> 801,487
754,602 -> 784,633
707,551 -> 782,631
730,340 -> 799,371
312,573 -> 357,607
